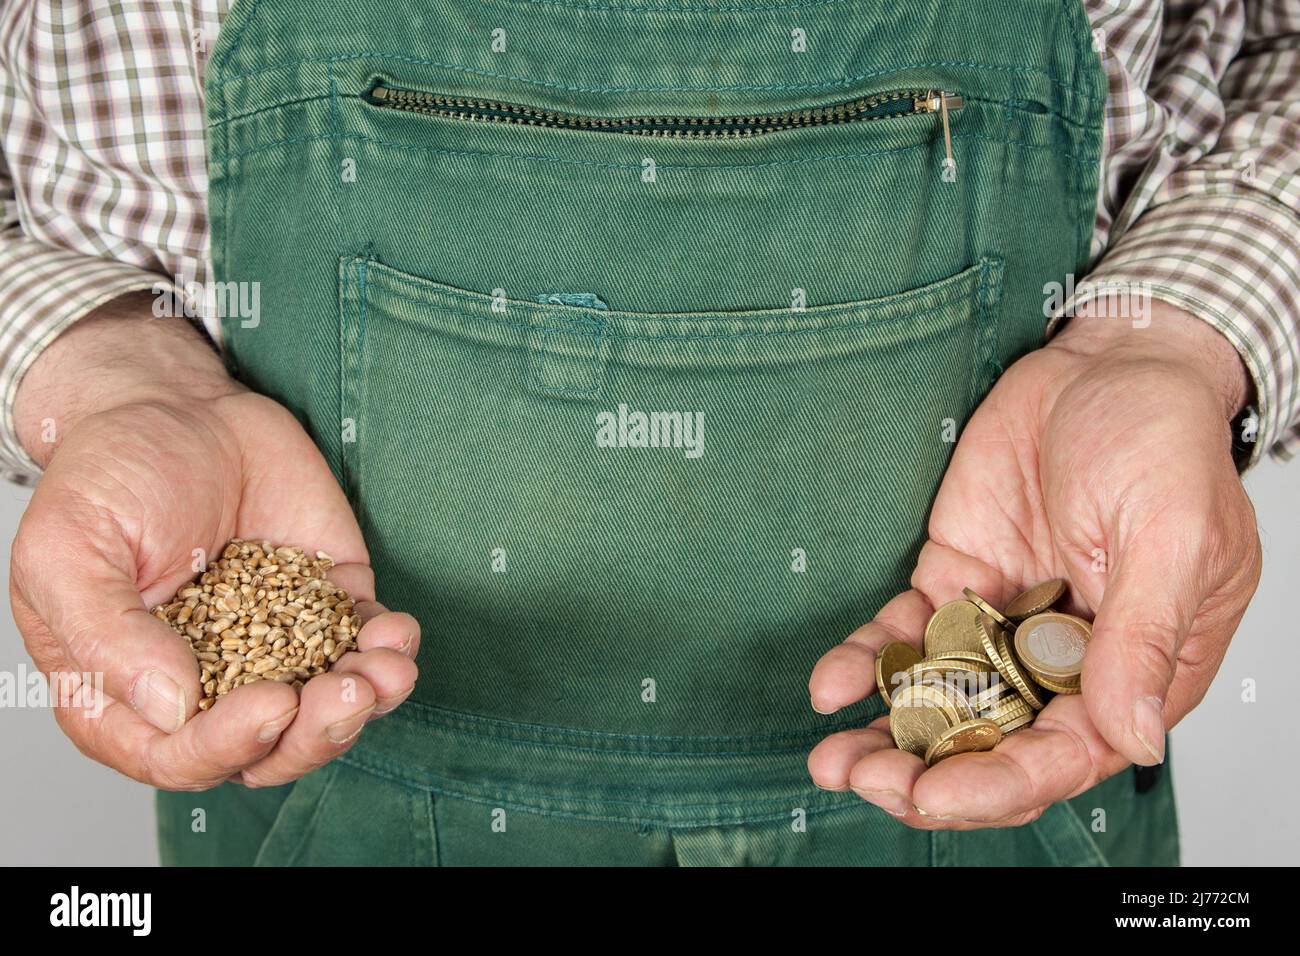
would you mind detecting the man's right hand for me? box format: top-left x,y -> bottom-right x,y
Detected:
9,292 -> 419,790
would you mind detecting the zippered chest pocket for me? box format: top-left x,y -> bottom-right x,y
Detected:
338,75 -> 992,318
362,80 -> 963,184
368,80 -> 960,149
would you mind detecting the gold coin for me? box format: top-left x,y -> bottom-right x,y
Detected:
876,641 -> 923,708
905,675 -> 974,726
932,649 -> 994,667
924,600 -> 987,658
1031,672 -> 1082,695
900,662 -> 990,706
1020,661 -> 1080,689
926,666 -> 1001,707
924,677 -> 976,724
970,678 -> 1012,713
977,613 -> 1011,674
890,683 -> 961,756
922,657 -> 995,676
1014,612 -> 1091,681
999,710 -> 1035,734
962,587 -> 1013,630
992,623 -> 1048,710
1004,578 -> 1068,621
902,659 -> 990,682
924,718 -> 1003,766
983,689 -> 1032,727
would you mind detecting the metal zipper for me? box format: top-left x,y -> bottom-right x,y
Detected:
366,83 -> 963,142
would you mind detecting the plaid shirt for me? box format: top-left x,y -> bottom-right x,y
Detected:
1,1 -> 1297,484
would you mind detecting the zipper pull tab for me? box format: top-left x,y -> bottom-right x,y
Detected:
939,92 -> 957,182
917,91 -> 961,183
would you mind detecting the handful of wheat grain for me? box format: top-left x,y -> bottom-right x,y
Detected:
151,539 -> 360,711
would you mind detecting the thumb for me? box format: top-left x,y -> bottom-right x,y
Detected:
12,501 -> 201,734
1082,532 -> 1202,767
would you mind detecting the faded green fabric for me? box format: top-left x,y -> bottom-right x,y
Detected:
157,0 -> 1180,865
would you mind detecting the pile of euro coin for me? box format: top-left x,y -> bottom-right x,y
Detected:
879,579 -> 1093,767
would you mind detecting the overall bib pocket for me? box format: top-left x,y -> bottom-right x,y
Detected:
337,254 -> 1003,737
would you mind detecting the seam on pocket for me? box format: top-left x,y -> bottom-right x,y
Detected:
973,254 -> 1006,396
253,763 -> 341,867
339,255 -> 372,496
426,791 -> 441,866
1029,799 -> 1110,867
339,749 -> 859,828
349,255 -> 985,342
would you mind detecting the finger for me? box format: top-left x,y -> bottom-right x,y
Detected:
845,745 -> 937,825
908,694 -> 1127,826
910,538 -> 1015,609
237,671 -> 377,787
55,679 -> 301,790
1083,528 -> 1204,766
807,716 -> 895,791
11,500 -> 202,733
331,647 -> 418,715
324,562 -> 376,603
354,604 -> 421,658
819,715 -> 1001,831
847,746 -> 1023,831
809,590 -> 932,714
325,564 -> 421,657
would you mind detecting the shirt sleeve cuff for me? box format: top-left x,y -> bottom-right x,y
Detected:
1047,194 -> 1300,467
0,241 -> 175,485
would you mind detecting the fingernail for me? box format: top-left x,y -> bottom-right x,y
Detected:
813,781 -> 850,792
256,707 -> 299,742
811,698 -> 839,715
916,806 -> 983,822
1132,696 -> 1166,764
326,705 -> 375,744
852,788 -> 910,818
130,670 -> 185,733
374,690 -> 412,716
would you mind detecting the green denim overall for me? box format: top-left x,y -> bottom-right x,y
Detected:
157,0 -> 1180,865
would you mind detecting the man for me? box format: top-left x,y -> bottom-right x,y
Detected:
0,0 -> 1293,865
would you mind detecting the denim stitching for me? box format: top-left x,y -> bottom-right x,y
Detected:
353,285 -> 973,344
219,130 -> 1088,172
338,749 -> 860,825
533,315 -> 606,396
278,763 -> 338,866
518,0 -> 856,10
426,791 -> 440,866
359,254 -> 982,323
371,697 -> 883,753
357,719 -> 856,758
974,255 -> 1005,389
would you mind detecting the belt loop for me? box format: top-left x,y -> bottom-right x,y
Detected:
528,308 -> 607,399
